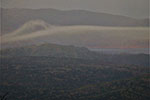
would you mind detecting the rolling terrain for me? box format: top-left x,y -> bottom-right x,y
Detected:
0,55 -> 149,100
0,7 -> 149,100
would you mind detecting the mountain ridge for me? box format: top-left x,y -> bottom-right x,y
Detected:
1,43 -> 98,59
2,8 -> 149,34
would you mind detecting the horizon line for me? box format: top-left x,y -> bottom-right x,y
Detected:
1,7 -> 149,20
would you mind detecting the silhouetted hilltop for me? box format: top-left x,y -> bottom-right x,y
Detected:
1,43 -> 97,59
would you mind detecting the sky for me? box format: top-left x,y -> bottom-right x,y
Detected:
1,0 -> 149,18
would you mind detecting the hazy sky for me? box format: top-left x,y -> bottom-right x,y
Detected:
1,0 -> 149,18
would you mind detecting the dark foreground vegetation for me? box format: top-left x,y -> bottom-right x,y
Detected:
0,56 -> 149,100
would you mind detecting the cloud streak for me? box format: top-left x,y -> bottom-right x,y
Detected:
1,24 -> 149,49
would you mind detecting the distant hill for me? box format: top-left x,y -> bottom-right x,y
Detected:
1,43 -> 149,66
1,43 -> 98,59
2,8 -> 149,34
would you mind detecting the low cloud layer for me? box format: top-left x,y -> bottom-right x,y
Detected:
1,21 -> 149,49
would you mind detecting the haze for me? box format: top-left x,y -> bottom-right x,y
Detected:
1,22 -> 149,49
